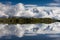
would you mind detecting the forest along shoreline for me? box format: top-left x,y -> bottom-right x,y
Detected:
0,17 -> 59,24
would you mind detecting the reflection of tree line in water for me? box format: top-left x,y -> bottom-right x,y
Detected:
0,17 -> 59,24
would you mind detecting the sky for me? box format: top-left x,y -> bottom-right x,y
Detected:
0,0 -> 60,6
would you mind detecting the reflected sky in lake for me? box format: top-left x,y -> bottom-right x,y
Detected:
0,22 -> 60,40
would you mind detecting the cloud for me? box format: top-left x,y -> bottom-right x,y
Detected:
46,3 -> 60,6
43,0 -> 60,6
0,3 -> 60,20
54,0 -> 60,3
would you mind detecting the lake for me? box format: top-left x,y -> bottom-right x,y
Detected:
0,23 -> 60,40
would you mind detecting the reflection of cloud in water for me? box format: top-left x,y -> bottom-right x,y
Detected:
0,22 -> 60,38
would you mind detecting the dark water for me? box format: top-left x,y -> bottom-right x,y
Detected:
0,34 -> 60,40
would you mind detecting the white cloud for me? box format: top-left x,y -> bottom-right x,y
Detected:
0,3 -> 60,20
46,0 -> 60,6
46,3 -> 60,6
54,0 -> 60,3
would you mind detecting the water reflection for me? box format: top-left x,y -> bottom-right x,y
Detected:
0,22 -> 60,40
